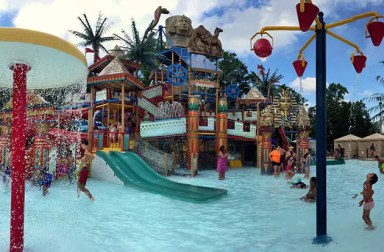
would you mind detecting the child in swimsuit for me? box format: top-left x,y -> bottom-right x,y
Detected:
353,173 -> 378,230
301,177 -> 316,202
77,139 -> 95,201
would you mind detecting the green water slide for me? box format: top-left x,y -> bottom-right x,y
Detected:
96,151 -> 227,202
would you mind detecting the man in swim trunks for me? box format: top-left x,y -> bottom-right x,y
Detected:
77,139 -> 95,201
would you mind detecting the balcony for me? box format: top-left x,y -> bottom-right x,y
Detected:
140,118 -> 186,138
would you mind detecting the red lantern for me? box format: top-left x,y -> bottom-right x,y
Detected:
253,38 -> 273,58
366,19 -> 384,47
296,2 -> 319,32
351,54 -> 367,74
293,60 -> 308,77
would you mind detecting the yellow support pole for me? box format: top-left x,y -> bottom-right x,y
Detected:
326,30 -> 361,53
260,26 -> 316,33
298,33 -> 316,56
326,11 -> 381,29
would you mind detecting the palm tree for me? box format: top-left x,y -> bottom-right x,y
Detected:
376,61 -> 384,84
69,13 -> 116,63
114,19 -> 164,86
364,61 -> 384,133
252,67 -> 284,99
364,93 -> 384,133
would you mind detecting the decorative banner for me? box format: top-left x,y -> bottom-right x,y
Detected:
191,79 -> 217,88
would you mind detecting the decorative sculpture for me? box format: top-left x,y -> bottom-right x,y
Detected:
187,25 -> 224,57
278,89 -> 292,128
165,15 -> 193,47
259,105 -> 274,128
295,105 -> 311,129
144,6 -> 170,39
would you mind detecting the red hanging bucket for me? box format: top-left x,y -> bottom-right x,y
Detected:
292,60 -> 308,77
366,21 -> 384,47
253,38 -> 273,58
296,3 -> 319,32
351,55 -> 367,74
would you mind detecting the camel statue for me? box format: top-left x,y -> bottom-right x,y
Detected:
206,27 -> 223,56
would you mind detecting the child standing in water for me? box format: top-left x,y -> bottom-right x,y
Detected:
353,173 -> 378,230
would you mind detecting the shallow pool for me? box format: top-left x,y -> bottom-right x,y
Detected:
0,159 -> 382,252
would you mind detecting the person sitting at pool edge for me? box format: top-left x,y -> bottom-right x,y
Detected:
300,177 -> 316,202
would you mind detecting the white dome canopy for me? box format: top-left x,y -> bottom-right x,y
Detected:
0,28 -> 87,89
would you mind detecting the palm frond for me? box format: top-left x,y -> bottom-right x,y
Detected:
80,14 -> 94,37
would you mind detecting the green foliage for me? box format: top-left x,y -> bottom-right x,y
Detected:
218,51 -> 252,97
114,19 -> 164,86
69,12 -> 116,62
308,83 -> 374,150
375,60 -> 384,85
364,61 -> 384,125
251,68 -> 283,99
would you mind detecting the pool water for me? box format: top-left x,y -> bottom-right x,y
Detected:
0,159 -> 382,252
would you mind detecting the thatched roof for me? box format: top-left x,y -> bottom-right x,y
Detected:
334,134 -> 362,142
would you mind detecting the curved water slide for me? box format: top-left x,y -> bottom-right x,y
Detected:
96,151 -> 227,202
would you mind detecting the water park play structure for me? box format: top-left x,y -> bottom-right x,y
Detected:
0,8 -> 315,192
250,0 -> 383,242
1,4 -> 381,251
83,9 -> 314,178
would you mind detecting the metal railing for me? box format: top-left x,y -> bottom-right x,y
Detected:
132,138 -> 174,176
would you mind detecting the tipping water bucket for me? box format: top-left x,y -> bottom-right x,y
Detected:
351,55 -> 367,74
253,38 -> 273,58
296,2 -> 319,32
292,60 -> 308,77
366,21 -> 384,47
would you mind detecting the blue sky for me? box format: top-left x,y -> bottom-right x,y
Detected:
0,0 -> 383,111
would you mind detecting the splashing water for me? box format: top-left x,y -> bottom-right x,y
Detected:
155,101 -> 185,120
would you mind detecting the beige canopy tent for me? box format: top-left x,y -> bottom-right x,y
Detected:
358,133 -> 384,158
334,134 -> 361,158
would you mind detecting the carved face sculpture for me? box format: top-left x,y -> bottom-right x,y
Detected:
174,15 -> 192,36
279,95 -> 292,112
165,15 -> 193,47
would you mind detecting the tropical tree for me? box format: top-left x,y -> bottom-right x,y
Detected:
363,61 -> 384,131
308,83 -> 374,150
364,93 -> 384,128
114,19 -> 164,86
376,60 -> 384,84
218,51 -> 252,97
251,67 -> 283,99
69,13 -> 115,63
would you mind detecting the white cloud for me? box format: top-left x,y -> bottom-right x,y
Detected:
289,76 -> 317,94
1,0 -> 382,60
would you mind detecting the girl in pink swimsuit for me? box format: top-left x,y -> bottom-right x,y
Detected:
353,173 -> 378,230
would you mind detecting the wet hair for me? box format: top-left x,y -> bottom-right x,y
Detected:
371,173 -> 378,185
374,155 -> 379,159
219,145 -> 225,153
310,177 -> 316,186
81,139 -> 89,146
